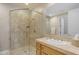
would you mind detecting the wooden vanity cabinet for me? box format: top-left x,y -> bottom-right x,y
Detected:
36,42 -> 65,55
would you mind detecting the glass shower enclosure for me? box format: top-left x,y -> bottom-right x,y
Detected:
10,8 -> 49,55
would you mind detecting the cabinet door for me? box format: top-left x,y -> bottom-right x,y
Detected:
41,52 -> 48,55
36,50 -> 40,55
41,45 -> 65,55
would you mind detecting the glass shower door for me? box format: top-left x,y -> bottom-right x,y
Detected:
10,9 -> 30,54
29,11 -> 50,54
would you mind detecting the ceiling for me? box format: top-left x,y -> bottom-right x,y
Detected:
4,3 -> 55,12
28,3 -> 48,9
27,3 -> 55,12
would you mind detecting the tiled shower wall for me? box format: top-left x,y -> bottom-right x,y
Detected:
10,9 -> 49,53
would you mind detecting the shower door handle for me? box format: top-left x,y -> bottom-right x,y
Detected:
26,26 -> 30,28
34,30 -> 36,33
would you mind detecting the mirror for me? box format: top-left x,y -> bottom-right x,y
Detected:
49,8 -> 79,37
49,13 -> 68,35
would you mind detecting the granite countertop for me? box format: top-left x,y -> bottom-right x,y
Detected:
36,37 -> 79,55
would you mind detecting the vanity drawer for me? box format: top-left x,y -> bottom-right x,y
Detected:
41,45 -> 65,55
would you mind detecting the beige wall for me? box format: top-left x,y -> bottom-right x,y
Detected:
0,4 -> 10,51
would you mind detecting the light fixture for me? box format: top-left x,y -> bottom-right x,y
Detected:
25,3 -> 29,5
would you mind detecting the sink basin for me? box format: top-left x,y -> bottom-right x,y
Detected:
45,39 -> 70,45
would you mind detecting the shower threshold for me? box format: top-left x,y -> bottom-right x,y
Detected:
10,46 -> 36,55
